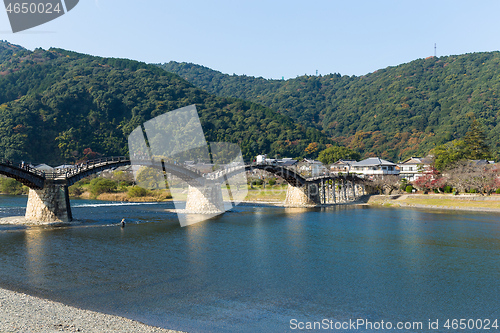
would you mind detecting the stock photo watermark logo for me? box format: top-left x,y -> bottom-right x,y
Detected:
128,105 -> 248,227
3,0 -> 79,33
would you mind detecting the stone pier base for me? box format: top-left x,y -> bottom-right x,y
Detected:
25,183 -> 72,223
185,184 -> 224,213
284,185 -> 319,207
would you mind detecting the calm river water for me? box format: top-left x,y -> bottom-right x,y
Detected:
0,195 -> 499,332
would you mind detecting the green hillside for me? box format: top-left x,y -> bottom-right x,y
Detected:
160,53 -> 500,161
0,41 -> 23,64
0,42 -> 331,165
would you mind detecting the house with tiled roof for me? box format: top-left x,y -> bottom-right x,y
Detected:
330,159 -> 357,174
299,159 -> 327,177
397,157 -> 432,182
351,157 -> 399,176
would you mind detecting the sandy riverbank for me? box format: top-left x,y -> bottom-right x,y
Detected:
0,288 -> 185,333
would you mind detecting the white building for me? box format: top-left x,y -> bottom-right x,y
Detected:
299,159 -> 327,177
255,155 -> 297,167
351,157 -> 399,176
256,155 -> 267,164
330,159 -> 357,174
397,157 -> 432,182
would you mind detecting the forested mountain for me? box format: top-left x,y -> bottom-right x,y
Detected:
0,41 -> 331,165
0,41 -> 23,64
160,52 -> 500,161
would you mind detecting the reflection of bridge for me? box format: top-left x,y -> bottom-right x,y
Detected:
0,158 -> 365,223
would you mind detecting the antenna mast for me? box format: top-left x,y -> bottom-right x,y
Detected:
434,43 -> 437,57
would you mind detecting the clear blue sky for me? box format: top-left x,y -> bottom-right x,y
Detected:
1,0 -> 500,79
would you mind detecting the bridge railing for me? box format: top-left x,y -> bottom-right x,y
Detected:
0,159 -> 46,178
44,156 -> 130,179
130,159 -> 204,177
160,161 -> 203,176
246,162 -> 363,181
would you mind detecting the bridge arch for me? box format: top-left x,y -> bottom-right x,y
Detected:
64,158 -> 132,187
213,164 -> 306,187
0,163 -> 45,189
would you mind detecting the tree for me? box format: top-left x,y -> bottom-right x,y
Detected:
305,142 -> 319,156
414,166 -> 446,192
463,119 -> 491,160
317,146 -> 360,165
128,186 -> 148,197
368,175 -> 401,195
432,120 -> 492,172
0,177 -> 27,195
89,178 -> 117,197
135,166 -> 166,189
446,161 -> 499,195
113,170 -> 134,187
431,140 -> 467,172
81,148 -> 101,161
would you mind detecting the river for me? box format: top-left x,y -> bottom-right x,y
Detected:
0,195 -> 499,332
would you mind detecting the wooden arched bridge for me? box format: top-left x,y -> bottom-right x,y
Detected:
0,157 -> 132,223
211,163 -> 365,207
0,157 -> 366,223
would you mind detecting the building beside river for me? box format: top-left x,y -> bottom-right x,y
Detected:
351,157 -> 399,177
397,157 -> 432,182
330,159 -> 356,174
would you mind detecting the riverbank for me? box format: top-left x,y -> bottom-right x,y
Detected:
71,187 -> 288,203
0,288 -> 185,333
77,190 -> 172,202
366,194 -> 500,212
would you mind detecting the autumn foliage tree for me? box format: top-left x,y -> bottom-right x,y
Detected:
80,148 -> 101,161
414,166 -> 446,192
305,142 -> 319,156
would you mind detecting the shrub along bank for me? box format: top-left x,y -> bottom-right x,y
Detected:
69,175 -> 172,202
0,177 -> 29,195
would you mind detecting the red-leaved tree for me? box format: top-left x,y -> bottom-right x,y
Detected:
414,166 -> 446,192
80,148 -> 101,161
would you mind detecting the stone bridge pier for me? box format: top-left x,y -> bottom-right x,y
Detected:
284,184 -> 321,207
25,181 -> 72,223
185,183 -> 224,213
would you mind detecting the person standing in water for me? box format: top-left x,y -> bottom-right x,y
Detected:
120,219 -> 125,228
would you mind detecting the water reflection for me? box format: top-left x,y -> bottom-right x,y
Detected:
186,220 -> 209,273
24,228 -> 47,288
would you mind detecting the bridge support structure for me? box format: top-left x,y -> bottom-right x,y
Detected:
25,181 -> 72,223
185,183 -> 224,213
284,184 -> 320,207
284,179 -> 366,207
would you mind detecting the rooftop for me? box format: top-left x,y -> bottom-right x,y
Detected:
351,157 -> 396,167
399,156 -> 433,165
332,159 -> 357,165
